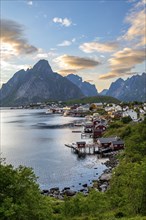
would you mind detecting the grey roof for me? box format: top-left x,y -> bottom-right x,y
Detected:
112,140 -> 124,145
98,137 -> 121,143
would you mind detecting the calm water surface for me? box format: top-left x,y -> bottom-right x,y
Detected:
1,109 -> 107,191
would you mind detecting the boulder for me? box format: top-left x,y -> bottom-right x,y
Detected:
100,183 -> 108,192
100,173 -> 112,181
63,190 -> 76,196
63,187 -> 70,191
42,189 -> 49,194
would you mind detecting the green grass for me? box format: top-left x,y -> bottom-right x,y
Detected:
64,95 -> 120,105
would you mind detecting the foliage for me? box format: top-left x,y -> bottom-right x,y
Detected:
64,95 -> 120,106
0,162 -> 52,220
108,159 -> 146,216
89,103 -> 97,111
62,191 -> 109,219
121,116 -> 132,123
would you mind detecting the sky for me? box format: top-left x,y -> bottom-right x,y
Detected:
1,0 -> 146,92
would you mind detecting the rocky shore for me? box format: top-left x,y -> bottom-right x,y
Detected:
41,151 -> 120,199
93,152 -> 119,192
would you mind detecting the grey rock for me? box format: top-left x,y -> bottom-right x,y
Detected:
63,189 -> 76,196
100,173 -> 112,181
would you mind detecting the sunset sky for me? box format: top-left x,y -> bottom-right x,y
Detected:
1,0 -> 146,92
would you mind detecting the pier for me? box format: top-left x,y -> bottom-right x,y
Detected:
65,141 -> 99,155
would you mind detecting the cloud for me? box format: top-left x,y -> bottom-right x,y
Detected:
1,60 -> 29,72
53,17 -> 72,27
57,69 -> 79,76
0,60 -> 30,87
99,47 -> 145,79
99,0 -> 146,80
27,1 -> 33,6
36,51 -> 57,59
86,79 -> 94,83
57,40 -> 72,47
135,0 -> 146,7
123,0 -> 146,46
32,48 -> 58,60
80,41 -> 119,53
57,38 -> 76,47
54,54 -> 100,75
1,19 -> 38,59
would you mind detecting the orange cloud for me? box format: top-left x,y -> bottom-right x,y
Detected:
1,19 -> 38,59
54,54 -> 101,74
79,41 -> 119,53
57,69 -> 78,76
123,0 -> 146,46
99,48 -> 145,79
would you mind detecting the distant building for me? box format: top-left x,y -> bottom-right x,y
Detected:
76,104 -> 90,112
123,109 -> 138,121
97,137 -> 124,150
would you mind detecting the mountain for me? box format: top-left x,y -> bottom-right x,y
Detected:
66,74 -> 98,97
106,73 -> 146,102
99,89 -> 108,96
0,60 -> 84,106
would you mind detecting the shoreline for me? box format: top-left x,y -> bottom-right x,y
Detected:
41,151 -> 119,199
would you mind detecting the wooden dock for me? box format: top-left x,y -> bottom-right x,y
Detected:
65,142 -> 99,155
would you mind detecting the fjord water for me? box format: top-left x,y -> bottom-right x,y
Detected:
1,109 -> 106,191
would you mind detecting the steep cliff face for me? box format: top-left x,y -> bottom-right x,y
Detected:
0,60 -> 84,106
66,74 -> 98,97
106,73 -> 146,102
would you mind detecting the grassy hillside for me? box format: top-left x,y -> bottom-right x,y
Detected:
65,95 -> 120,105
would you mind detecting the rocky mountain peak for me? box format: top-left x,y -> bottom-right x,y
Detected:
0,60 -> 84,106
66,73 -> 98,97
33,59 -> 53,73
106,73 -> 146,102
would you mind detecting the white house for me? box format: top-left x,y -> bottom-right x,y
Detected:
76,104 -> 90,112
115,105 -> 122,112
123,109 -> 138,121
105,106 -> 115,112
143,103 -> 146,111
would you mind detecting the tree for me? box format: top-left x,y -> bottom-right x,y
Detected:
89,103 -> 97,111
0,161 -> 52,220
108,160 -> 146,216
121,116 -> 132,124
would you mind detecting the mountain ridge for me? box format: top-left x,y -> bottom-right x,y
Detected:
66,74 -> 98,97
106,72 -> 146,102
0,59 -> 145,106
0,60 -> 84,106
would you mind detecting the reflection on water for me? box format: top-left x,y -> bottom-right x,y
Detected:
1,109 -> 107,191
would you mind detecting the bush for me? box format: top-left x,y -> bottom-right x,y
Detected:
0,161 -> 52,220
121,116 -> 132,124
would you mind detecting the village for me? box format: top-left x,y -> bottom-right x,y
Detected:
12,101 -> 146,156
13,101 -> 146,121
37,101 -> 145,198
11,100 -> 146,159
60,101 -> 146,156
